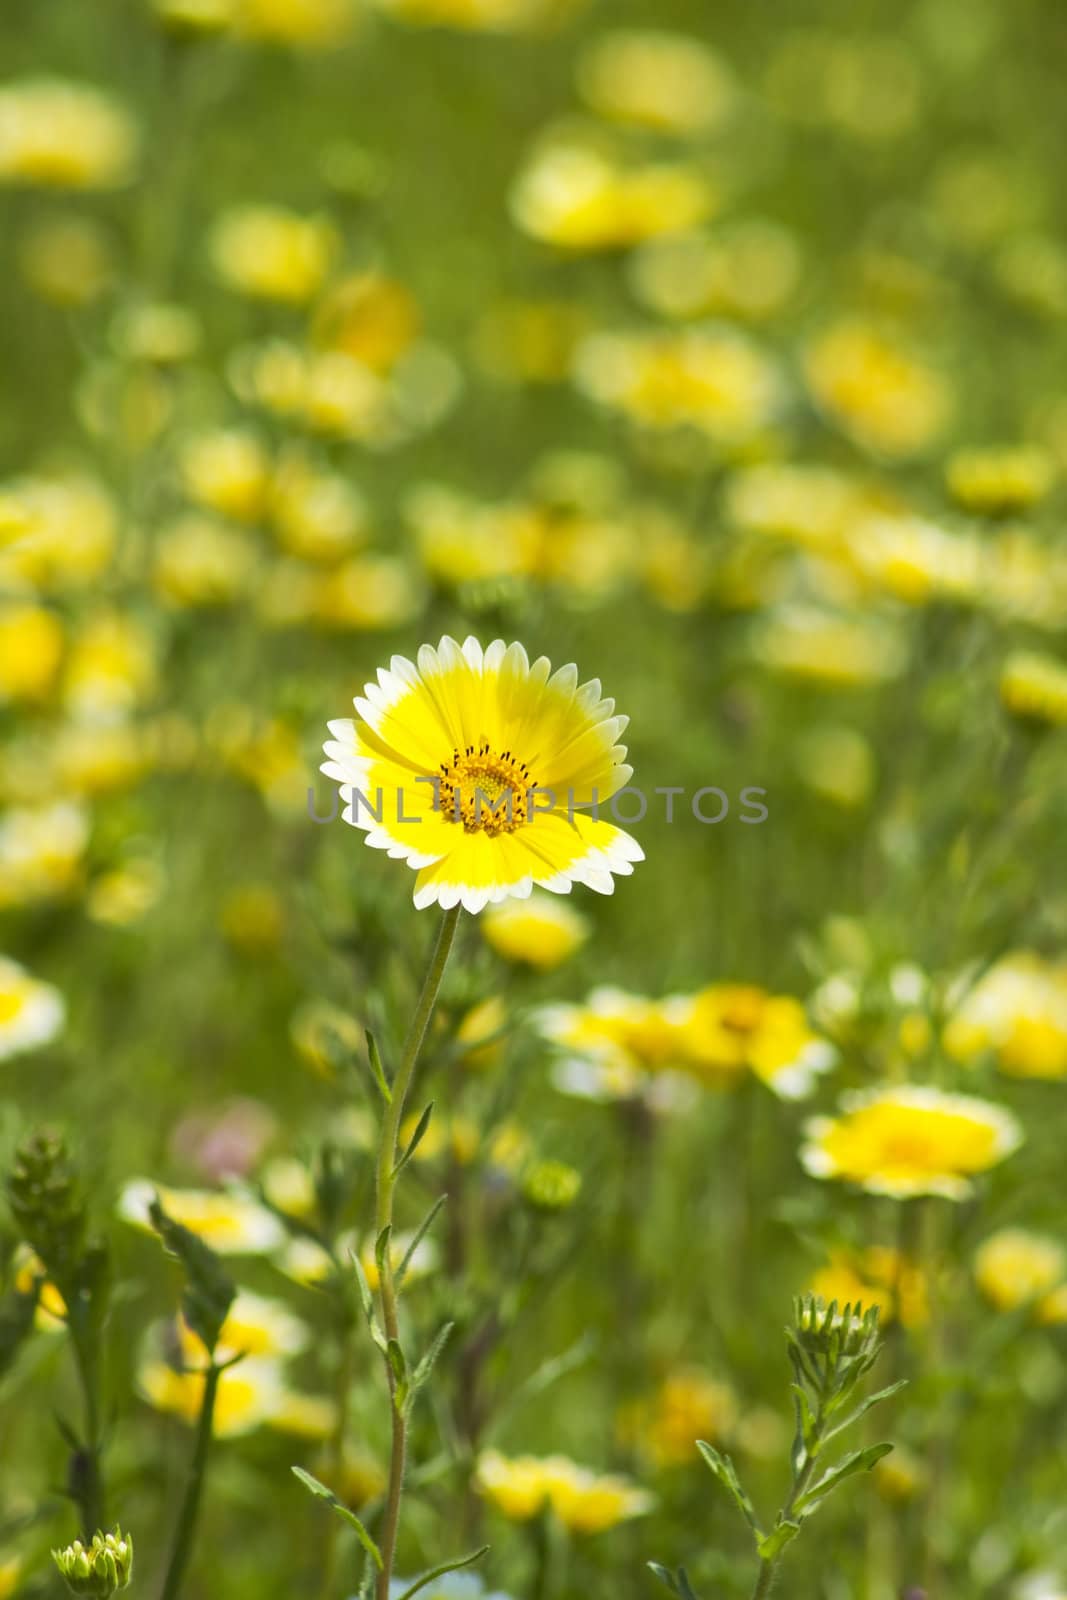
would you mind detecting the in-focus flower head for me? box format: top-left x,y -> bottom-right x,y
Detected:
801,1084 -> 1023,1199
321,636 -> 643,913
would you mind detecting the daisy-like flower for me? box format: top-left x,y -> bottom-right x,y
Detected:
475,1450 -> 652,1532
801,1085 -> 1022,1200
973,1229 -> 1067,1323
321,636 -> 643,913
118,1179 -> 285,1253
0,957 -> 65,1060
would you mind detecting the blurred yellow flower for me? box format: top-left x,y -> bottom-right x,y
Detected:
118,1179 -> 286,1253
0,605 -> 64,704
0,475 -> 116,592
235,0 -> 359,44
0,79 -> 138,189
476,1450 -> 652,1531
794,725 -> 875,809
1000,652 -> 1067,728
512,143 -> 709,253
944,953 -> 1067,1080
751,609 -> 907,687
618,1369 -> 738,1468
371,0 -> 575,33
481,891 -> 589,970
178,1289 -> 310,1360
0,800 -> 90,908
574,326 -> 781,445
181,429 -> 271,523
221,884 -> 285,954
802,1085 -> 1022,1199
0,957 -> 65,1060
946,445 -> 1054,514
140,1354 -> 287,1437
843,514 -> 984,607
154,515 -> 260,608
973,1229 -> 1067,1323
576,31 -> 735,135
313,271 -> 419,370
684,986 -> 836,1099
52,722 -> 147,796
310,555 -> 423,630
874,1444 -> 927,1502
0,1558 -> 21,1599
270,452 -> 367,562
63,612 -> 156,720
808,1246 -> 928,1329
86,857 -> 166,927
456,996 -> 508,1069
321,636 -> 642,913
210,206 -> 338,303
804,320 -> 951,458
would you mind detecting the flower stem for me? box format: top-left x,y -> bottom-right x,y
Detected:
374,905 -> 462,1600
160,1361 -> 222,1600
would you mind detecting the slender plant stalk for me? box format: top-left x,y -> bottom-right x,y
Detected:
373,905 -> 462,1600
160,1361 -> 222,1600
69,1327 -> 106,1537
749,1429 -> 821,1599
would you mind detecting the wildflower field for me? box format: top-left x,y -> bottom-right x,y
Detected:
3,0 -> 1067,1596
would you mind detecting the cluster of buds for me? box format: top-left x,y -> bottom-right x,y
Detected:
7,1130 -> 87,1283
788,1294 -> 884,1408
52,1530 -> 133,1596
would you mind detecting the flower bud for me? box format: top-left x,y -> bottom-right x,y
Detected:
522,1159 -> 582,1212
53,1530 -> 133,1596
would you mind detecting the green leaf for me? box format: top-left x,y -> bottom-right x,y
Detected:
405,1320 -> 454,1414
396,1195 -> 447,1291
790,1382 -> 819,1457
365,1030 -> 392,1105
795,1442 -> 894,1515
149,1197 -> 236,1355
393,1546 -> 489,1600
394,1103 -> 434,1177
757,1520 -> 801,1562
675,1567 -> 700,1600
696,1440 -> 762,1535
374,1225 -> 392,1279
646,1563 -> 678,1596
291,1467 -> 383,1569
824,1380 -> 908,1443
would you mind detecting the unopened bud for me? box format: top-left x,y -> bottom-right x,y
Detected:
53,1529 -> 133,1596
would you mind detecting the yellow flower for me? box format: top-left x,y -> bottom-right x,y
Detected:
0,801 -> 90,909
751,608 -> 906,687
808,1246 -> 927,1329
0,79 -> 138,189
1000,652 -> 1067,728
0,474 -> 116,591
973,1229 -> 1067,1323
320,636 -> 643,913
63,612 -> 156,720
309,555 -> 423,630
313,271 -> 419,371
684,986 -> 836,1099
511,143 -> 709,252
874,1444 -> 926,1502
266,1391 -> 339,1438
289,999 -> 364,1079
801,1085 -> 1022,1200
0,605 -> 64,703
481,891 -> 589,970
456,996 -> 508,1069
0,958 -> 64,1061
87,857 -> 166,927
52,722 -> 147,797
155,517 -> 260,609
618,1369 -> 738,1468
946,445 -> 1055,515
210,206 -> 338,303
259,1155 -> 317,1217
234,0 -> 359,44
270,452 -> 367,562
475,1450 -> 652,1531
181,429 -> 271,523
804,320 -> 951,458
179,1289 -> 310,1360
118,1180 -> 285,1253
574,326 -> 780,445
371,0 -> 576,34
576,31 -> 735,135
943,953 -> 1067,1080
843,514 -> 983,607
794,726 -> 875,809
0,1558 -> 21,1599
13,1245 -> 68,1331
139,1355 -> 287,1437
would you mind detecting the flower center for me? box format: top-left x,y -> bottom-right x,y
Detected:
437,743 -> 533,835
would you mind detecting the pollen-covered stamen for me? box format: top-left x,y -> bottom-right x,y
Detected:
436,740 -> 534,835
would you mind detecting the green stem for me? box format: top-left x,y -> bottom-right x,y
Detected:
750,1426 -> 821,1600
160,1361 -> 222,1600
68,1320 -> 105,1538
374,906 -> 462,1600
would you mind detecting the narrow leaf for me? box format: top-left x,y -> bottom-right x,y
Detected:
291,1467 -> 383,1569
394,1103 -> 434,1177
365,1030 -> 392,1105
696,1440 -> 761,1534
646,1563 -> 678,1596
396,1195 -> 447,1291
393,1546 -> 489,1600
406,1321 -> 454,1412
795,1442 -> 894,1514
149,1197 -> 236,1355
825,1380 -> 908,1443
